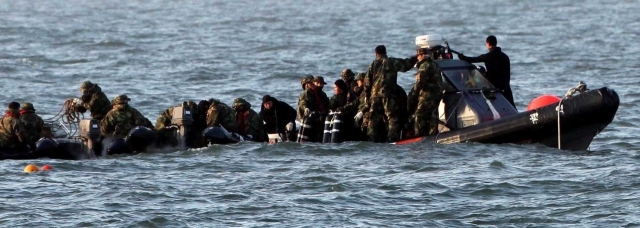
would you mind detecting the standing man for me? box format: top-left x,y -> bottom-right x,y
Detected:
358,45 -> 417,142
408,48 -> 443,137
458,35 -> 515,109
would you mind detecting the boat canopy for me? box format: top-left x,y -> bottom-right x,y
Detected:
435,59 -> 494,92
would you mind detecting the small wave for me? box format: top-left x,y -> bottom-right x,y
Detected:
85,40 -> 131,48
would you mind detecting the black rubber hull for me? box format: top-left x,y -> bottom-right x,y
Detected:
435,87 -> 619,150
1,138 -> 92,160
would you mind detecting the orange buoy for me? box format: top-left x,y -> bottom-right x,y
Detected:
24,164 -> 39,173
41,165 -> 53,171
527,95 -> 562,111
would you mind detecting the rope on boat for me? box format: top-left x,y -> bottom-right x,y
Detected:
558,82 -> 588,149
44,99 -> 84,137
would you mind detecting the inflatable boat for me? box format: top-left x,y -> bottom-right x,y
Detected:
394,58 -> 619,150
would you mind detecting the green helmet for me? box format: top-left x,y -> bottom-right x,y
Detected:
356,73 -> 365,81
232,98 -> 251,109
301,75 -> 314,90
21,102 -> 35,112
80,81 -> 94,92
111,94 -> 131,105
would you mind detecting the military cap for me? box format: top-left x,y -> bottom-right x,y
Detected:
232,98 -> 251,109
111,94 -> 131,105
313,76 -> 327,85
356,73 -> 365,81
79,81 -> 94,92
21,102 -> 35,112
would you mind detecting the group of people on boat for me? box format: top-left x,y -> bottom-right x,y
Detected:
0,35 -> 514,155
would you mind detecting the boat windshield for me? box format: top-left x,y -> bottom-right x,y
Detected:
442,68 -> 494,91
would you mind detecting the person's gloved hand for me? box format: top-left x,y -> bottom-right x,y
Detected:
72,98 -> 82,106
354,111 -> 364,122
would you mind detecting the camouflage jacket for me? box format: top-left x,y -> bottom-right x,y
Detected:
408,59 -> 443,114
361,55 -> 416,111
297,87 -> 329,120
100,104 -> 153,138
0,110 -> 26,148
206,100 -> 238,133
19,112 -> 44,144
236,109 -> 265,142
80,86 -> 111,120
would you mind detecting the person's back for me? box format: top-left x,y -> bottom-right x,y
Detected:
76,81 -> 112,120
18,103 -> 44,148
360,45 -> 417,142
0,102 -> 27,151
100,95 -> 153,138
206,99 -> 238,133
458,35 -> 514,108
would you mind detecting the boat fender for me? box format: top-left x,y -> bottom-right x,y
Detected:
35,138 -> 59,156
125,126 -> 156,152
527,95 -> 561,111
202,126 -> 241,144
107,138 -> 131,154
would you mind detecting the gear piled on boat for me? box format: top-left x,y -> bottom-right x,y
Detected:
0,35 -> 620,160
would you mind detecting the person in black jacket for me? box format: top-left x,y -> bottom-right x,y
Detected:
260,95 -> 297,141
458,35 -> 516,110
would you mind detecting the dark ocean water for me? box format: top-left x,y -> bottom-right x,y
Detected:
1,0 -> 639,227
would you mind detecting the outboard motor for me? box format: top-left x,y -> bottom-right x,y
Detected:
107,138 -> 131,154
322,113 -> 333,143
78,119 -> 102,157
202,126 -> 243,145
330,112 -> 342,143
35,138 -> 59,157
171,102 -> 194,149
125,126 -> 156,152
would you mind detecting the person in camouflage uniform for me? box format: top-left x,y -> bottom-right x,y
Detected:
75,81 -> 112,120
0,102 -> 27,151
358,45 -> 418,142
206,99 -> 238,133
408,48 -> 444,136
18,103 -> 44,149
341,69 -> 358,95
100,95 -> 153,138
313,76 -> 331,110
232,98 -> 265,142
352,73 -> 365,97
297,75 -> 328,142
